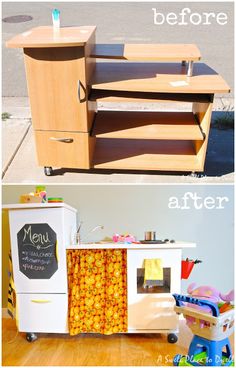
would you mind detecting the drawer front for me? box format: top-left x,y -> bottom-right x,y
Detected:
35,130 -> 95,169
9,208 -> 68,294
18,293 -> 68,333
127,249 -> 181,330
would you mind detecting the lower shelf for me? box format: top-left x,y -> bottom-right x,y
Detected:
92,111 -> 204,141
92,139 -> 202,171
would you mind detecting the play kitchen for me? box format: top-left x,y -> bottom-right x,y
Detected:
3,202 -> 196,342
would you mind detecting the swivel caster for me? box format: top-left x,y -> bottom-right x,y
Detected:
189,171 -> 205,178
167,333 -> 178,344
26,332 -> 37,342
44,166 -> 53,176
189,171 -> 197,178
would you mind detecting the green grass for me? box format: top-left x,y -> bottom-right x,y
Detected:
2,112 -> 11,121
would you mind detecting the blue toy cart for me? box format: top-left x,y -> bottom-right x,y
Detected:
172,294 -> 234,366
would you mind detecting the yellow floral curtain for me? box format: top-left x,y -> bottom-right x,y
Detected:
67,249 -> 127,335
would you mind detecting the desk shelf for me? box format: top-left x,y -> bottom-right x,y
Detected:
92,111 -> 204,141
91,43 -> 201,61
6,26 -> 230,175
91,62 -> 230,94
92,139 -> 201,171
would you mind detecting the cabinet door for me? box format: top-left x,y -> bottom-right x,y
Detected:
9,208 -> 69,293
127,249 -> 181,331
18,293 -> 68,333
24,44 -> 95,133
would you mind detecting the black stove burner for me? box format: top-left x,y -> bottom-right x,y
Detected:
140,239 -> 175,244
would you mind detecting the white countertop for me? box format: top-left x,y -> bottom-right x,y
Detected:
67,241 -> 196,250
2,203 -> 77,213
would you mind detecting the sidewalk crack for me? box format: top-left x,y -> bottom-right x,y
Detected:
2,120 -> 31,179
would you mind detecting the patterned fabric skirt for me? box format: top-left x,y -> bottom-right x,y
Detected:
67,249 -> 127,335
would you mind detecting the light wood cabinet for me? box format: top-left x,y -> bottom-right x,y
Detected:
35,131 -> 95,169
7,26 -> 96,170
6,27 -> 230,174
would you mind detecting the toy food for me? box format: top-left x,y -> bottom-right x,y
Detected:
219,302 -> 234,314
112,234 -> 136,243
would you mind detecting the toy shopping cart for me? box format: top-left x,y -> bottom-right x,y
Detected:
172,294 -> 234,366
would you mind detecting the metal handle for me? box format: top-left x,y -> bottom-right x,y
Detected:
78,80 -> 81,102
31,300 -> 51,303
187,61 -> 194,77
173,294 -> 220,317
55,240 -> 59,263
50,137 -> 73,143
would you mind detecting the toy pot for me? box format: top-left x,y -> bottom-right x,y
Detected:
181,260 -> 194,279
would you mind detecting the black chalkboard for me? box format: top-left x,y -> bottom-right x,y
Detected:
17,223 -> 58,279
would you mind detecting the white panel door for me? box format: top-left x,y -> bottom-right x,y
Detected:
17,293 -> 68,333
127,249 -> 181,331
9,207 -> 70,293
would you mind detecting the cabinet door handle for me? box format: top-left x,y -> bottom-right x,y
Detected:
78,80 -> 81,102
50,137 -> 73,143
31,300 -> 51,303
55,240 -> 59,263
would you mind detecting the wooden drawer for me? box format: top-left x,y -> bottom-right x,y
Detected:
35,130 -> 95,169
18,293 -> 68,333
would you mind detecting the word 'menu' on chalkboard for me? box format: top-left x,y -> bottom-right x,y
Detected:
17,223 -> 58,279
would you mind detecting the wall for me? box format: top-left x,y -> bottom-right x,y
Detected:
2,184 -> 234,307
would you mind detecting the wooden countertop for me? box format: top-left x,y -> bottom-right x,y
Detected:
91,43 -> 201,61
6,26 -> 96,48
91,62 -> 230,94
67,241 -> 196,250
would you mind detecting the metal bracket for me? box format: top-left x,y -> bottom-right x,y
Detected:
187,61 -> 194,77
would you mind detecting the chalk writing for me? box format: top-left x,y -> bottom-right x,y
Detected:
17,223 -> 58,279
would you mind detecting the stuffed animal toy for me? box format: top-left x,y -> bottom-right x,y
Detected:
186,283 -> 234,328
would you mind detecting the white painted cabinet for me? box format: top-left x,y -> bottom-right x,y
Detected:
18,293 -> 68,333
127,248 -> 181,332
4,205 -> 195,338
68,242 -> 196,337
4,203 -> 77,334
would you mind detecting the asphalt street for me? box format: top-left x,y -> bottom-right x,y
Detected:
2,2 -> 234,97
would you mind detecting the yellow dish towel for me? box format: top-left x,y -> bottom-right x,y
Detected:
143,258 -> 163,283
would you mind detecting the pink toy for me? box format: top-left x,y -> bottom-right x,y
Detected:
186,283 -> 234,328
112,234 -> 136,243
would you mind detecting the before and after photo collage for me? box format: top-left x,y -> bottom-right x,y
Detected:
1,1 -> 234,367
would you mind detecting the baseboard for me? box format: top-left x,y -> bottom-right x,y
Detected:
2,308 -> 11,318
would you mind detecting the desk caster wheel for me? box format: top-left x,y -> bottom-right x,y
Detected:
44,166 -> 53,176
167,333 -> 178,344
26,332 -> 37,342
173,354 -> 182,366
